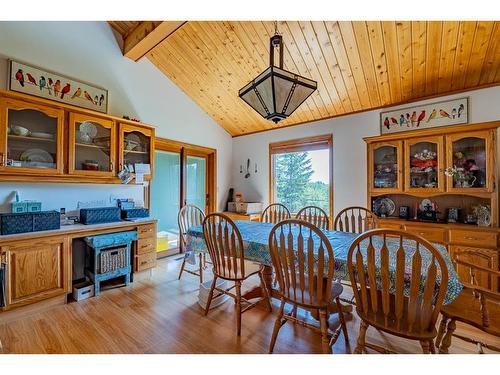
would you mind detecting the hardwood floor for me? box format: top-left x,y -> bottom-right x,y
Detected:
0,256 -> 496,354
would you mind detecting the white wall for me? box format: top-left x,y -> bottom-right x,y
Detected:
0,21 -> 232,213
231,86 -> 500,217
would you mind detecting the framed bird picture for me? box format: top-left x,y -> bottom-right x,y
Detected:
8,59 -> 108,114
380,97 -> 469,135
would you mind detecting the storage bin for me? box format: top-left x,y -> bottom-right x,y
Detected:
27,201 -> 42,213
73,281 -> 95,301
11,202 -> 27,213
99,245 -> 128,273
198,278 -> 230,309
120,208 -> 149,220
80,207 -> 121,225
235,202 -> 263,214
0,211 -> 60,235
32,211 -> 60,232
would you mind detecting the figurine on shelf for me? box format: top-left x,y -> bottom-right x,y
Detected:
473,204 -> 491,227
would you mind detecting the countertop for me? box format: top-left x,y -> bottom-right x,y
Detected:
0,218 -> 157,244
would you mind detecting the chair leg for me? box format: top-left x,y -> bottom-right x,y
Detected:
319,309 -> 332,354
336,297 -> 349,344
435,316 -> 448,348
439,319 -> 456,354
354,321 -> 368,354
178,257 -> 187,280
420,340 -> 431,354
258,271 -> 272,312
429,340 -> 436,354
204,276 -> 217,316
235,280 -> 242,336
199,253 -> 203,284
269,299 -> 286,353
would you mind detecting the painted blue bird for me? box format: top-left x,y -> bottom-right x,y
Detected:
399,114 -> 405,126
39,76 -> 46,92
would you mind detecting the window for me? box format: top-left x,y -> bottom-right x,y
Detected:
269,134 -> 333,218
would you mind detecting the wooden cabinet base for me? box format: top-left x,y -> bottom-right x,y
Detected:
0,294 -> 66,324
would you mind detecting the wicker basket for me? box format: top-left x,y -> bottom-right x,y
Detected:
99,245 -> 128,273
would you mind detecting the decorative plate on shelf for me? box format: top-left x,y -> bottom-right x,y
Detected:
80,121 -> 98,138
373,197 -> 396,217
20,148 -> 54,164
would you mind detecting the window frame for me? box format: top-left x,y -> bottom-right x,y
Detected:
269,134 -> 333,226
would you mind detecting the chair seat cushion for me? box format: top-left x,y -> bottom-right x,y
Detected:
441,287 -> 500,337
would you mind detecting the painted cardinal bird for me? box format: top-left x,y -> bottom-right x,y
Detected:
39,76 -> 46,91
440,109 -> 451,119
411,111 -> 417,126
84,90 -> 95,104
390,117 -> 398,126
26,73 -> 37,86
60,83 -> 71,99
417,110 -> 426,127
99,94 -> 105,106
54,80 -> 61,96
427,109 -> 437,123
458,103 -> 465,118
47,78 -> 53,95
15,69 -> 24,87
384,117 -> 390,129
71,87 -> 81,99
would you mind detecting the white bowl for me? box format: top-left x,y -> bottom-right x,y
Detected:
12,125 -> 30,137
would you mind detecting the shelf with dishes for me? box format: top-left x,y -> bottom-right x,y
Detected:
8,134 -> 56,143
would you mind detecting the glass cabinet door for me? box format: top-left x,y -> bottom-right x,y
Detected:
369,141 -> 402,192
405,136 -> 444,192
119,124 -> 153,178
446,130 -> 492,192
1,99 -> 63,174
69,113 -> 116,176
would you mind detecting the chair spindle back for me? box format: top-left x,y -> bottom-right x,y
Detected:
334,206 -> 377,234
296,206 -> 330,230
261,203 -> 291,224
178,204 -> 205,247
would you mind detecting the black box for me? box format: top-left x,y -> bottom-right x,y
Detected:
0,211 -> 60,235
121,208 -> 149,220
80,207 -> 121,225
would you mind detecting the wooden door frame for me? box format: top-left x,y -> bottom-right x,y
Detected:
268,134 -> 334,226
149,137 -> 217,213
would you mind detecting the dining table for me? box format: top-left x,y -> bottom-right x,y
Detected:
186,220 -> 463,313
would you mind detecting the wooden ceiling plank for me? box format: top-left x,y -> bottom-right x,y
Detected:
256,21 -> 323,121
124,21 -> 186,61
351,21 -> 382,107
411,21 -> 428,98
381,21 -> 402,103
395,21 -> 413,101
464,21 -> 495,88
148,48 -> 240,134
338,21 -> 372,108
280,21 -> 334,119
324,21 -> 365,111
366,21 -> 392,105
451,21 -> 477,90
437,21 -> 460,93
157,36 -> 253,134
312,21 -> 353,114
296,21 -> 345,115
425,21 -> 443,96
172,24 -> 265,131
479,21 -> 500,85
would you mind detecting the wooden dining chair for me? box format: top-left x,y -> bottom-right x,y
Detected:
178,204 -> 208,283
261,203 -> 291,224
334,206 -> 377,233
202,213 -> 272,336
347,229 -> 449,354
296,206 -> 330,230
268,219 -> 349,354
436,252 -> 500,353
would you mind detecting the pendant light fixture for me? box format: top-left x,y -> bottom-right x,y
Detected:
238,22 -> 317,124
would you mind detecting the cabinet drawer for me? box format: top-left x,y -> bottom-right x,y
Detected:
377,222 -> 403,231
405,225 -> 446,244
136,238 -> 156,255
449,229 -> 497,248
135,252 -> 157,272
137,223 -> 156,239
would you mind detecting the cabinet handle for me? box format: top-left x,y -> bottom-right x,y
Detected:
464,236 -> 478,241
110,161 -> 114,170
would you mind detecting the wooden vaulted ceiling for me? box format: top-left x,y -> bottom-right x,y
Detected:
110,21 -> 500,137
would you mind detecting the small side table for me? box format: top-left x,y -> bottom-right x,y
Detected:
84,231 -> 137,296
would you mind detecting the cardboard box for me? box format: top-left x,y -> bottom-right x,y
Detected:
73,281 -> 95,301
235,202 -> 263,214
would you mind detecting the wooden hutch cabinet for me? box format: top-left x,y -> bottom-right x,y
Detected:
0,90 -> 155,183
365,121 -> 500,292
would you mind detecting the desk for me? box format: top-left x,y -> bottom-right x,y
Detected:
0,219 -> 157,319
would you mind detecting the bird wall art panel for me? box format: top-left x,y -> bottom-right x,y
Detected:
8,60 -> 108,113
380,97 -> 469,135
